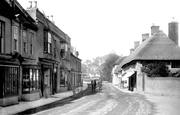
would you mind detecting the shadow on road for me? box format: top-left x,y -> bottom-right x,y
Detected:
14,85 -> 99,115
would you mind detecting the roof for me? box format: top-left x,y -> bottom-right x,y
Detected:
119,30 -> 180,68
114,57 -> 126,73
113,56 -> 126,66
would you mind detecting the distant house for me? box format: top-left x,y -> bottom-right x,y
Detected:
118,21 -> 180,96
112,57 -> 126,87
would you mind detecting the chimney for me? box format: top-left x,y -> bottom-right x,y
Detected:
142,33 -> 149,42
130,48 -> 134,54
33,1 -> 37,8
29,1 -> 32,8
76,51 -> 79,57
51,15 -> 55,24
168,18 -> 179,45
134,41 -> 140,50
151,24 -> 159,35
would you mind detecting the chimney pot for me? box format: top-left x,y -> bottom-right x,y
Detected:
29,1 -> 32,8
33,1 -> 37,8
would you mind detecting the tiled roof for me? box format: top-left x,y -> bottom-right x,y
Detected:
119,30 -> 180,68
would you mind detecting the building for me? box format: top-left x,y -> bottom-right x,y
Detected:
0,0 -> 81,106
112,57 -> 126,87
0,0 -> 38,106
70,47 -> 82,89
118,22 -> 180,95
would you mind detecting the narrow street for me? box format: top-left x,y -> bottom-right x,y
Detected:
33,82 -> 153,115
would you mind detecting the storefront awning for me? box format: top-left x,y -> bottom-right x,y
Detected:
122,71 -> 135,80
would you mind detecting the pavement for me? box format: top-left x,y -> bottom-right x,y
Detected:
113,84 -> 180,115
0,84 -> 89,115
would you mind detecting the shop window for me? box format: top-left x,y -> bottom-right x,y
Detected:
22,68 -> 39,93
0,66 -> 18,98
0,21 -> 5,53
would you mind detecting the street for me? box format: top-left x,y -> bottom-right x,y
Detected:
33,82 -> 153,115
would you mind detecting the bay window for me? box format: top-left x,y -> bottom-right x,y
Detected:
0,21 -> 5,53
29,32 -> 34,54
22,68 -> 39,93
23,31 -> 27,54
44,31 -> 52,54
13,26 -> 18,51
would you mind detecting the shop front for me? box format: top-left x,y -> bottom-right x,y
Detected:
0,64 -> 19,106
39,58 -> 59,97
21,65 -> 40,101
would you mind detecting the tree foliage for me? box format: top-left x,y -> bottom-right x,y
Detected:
141,61 -> 169,77
81,53 -> 120,82
101,53 -> 120,81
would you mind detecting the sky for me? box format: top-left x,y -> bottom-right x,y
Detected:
17,0 -> 180,61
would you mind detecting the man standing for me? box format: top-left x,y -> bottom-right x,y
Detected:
91,80 -> 94,92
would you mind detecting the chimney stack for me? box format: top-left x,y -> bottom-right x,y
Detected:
151,24 -> 159,35
29,1 -> 32,8
33,1 -> 37,8
142,33 -> 149,42
130,48 -> 134,54
134,41 -> 140,50
168,18 -> 179,45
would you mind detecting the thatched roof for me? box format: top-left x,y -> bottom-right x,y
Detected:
119,30 -> 180,68
114,57 -> 126,73
113,56 -> 126,66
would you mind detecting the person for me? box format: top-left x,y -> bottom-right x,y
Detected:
94,80 -> 96,92
98,80 -> 102,92
91,80 -> 94,92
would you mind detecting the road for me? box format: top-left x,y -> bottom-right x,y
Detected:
33,82 -> 153,115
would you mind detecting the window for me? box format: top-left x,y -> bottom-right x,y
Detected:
54,40 -> 56,58
22,68 -> 39,93
23,31 -> 27,53
0,66 -> 18,98
29,32 -> 34,54
171,61 -> 180,68
48,32 -> 51,53
13,26 -> 18,51
0,21 -> 5,53
44,31 -> 52,53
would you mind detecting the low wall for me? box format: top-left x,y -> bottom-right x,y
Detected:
145,76 -> 180,96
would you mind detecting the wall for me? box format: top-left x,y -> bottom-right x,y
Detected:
0,15 -> 12,54
145,76 -> 180,96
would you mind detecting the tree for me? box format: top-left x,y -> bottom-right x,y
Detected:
101,53 -> 120,82
141,61 -> 169,77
